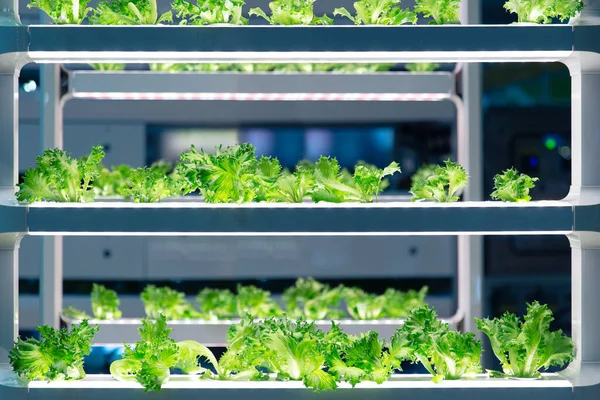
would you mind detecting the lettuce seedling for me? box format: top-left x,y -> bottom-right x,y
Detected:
91,283 -> 122,320
311,157 -> 401,203
283,278 -> 344,320
10,320 -> 98,382
266,168 -> 316,203
89,63 -> 126,71
28,0 -> 92,24
175,340 -> 222,375
141,285 -> 200,320
334,0 -> 417,25
91,0 -> 172,24
383,286 -> 428,318
414,0 -> 461,24
343,287 -> 387,320
122,167 -> 174,203
402,305 -> 481,382
110,315 -> 180,391
172,0 -> 248,24
258,317 -> 338,391
409,160 -> 468,202
491,168 -> 538,202
177,143 -> 261,203
62,306 -> 91,320
236,285 -> 283,318
475,301 -> 574,378
249,0 -> 333,25
94,164 -> 133,197
17,145 -> 104,203
197,288 -> 237,319
406,63 -> 440,73
504,0 -> 584,23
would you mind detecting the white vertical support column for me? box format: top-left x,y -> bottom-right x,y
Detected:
0,234 -> 21,357
39,55 -> 63,328
0,0 -> 24,355
457,0 -> 483,334
563,47 -> 600,391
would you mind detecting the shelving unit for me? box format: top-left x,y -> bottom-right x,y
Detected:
3,0 -> 600,397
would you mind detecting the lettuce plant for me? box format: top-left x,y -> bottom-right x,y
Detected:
491,168 -> 538,202
334,0 -> 417,25
91,0 -> 173,24
409,160 -> 468,202
504,0 -> 584,23
9,321 -> 98,382
172,0 -> 248,25
249,0 -> 333,25
476,301 -> 574,378
414,0 -> 461,24
28,0 -> 92,24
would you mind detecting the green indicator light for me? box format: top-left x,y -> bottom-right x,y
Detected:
545,138 -> 557,150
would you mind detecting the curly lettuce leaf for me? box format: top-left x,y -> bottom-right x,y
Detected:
249,0 -> 332,25
334,0 -> 417,25
409,159 -> 468,202
414,0 -> 461,24
28,0 -> 92,24
91,283 -> 122,320
475,301 -> 574,378
172,0 -> 248,24
491,168 -> 538,202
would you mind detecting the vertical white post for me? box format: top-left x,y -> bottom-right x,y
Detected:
0,234 -> 21,357
0,35 -> 23,355
563,51 -> 600,389
457,0 -> 483,334
40,61 -> 63,329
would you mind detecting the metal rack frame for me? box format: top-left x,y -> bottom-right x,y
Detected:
2,0 -> 600,397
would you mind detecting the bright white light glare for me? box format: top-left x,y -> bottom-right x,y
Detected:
23,80 -> 37,92
27,374 -> 572,389
70,92 -> 449,102
28,50 -> 573,64
28,231 -> 573,237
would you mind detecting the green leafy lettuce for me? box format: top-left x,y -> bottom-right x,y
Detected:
491,168 -> 538,202
282,278 -> 345,320
17,145 -> 105,203
409,160 -> 468,202
172,0 -> 248,24
475,301 -> 574,378
334,0 -> 417,25
402,305 -> 481,382
91,0 -> 172,24
196,288 -> 237,319
343,287 -> 387,320
141,285 -> 200,320
249,0 -> 333,25
414,0 -> 461,24
383,286 -> 428,318
91,283 -> 122,319
28,0 -> 92,24
236,285 -> 283,318
504,0 -> 584,23
9,320 -> 98,381
406,63 -> 440,72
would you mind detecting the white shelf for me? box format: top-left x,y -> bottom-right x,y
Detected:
0,367 -> 573,400
62,317 -> 458,346
0,200 -> 582,236
66,71 -> 455,102
4,25 -> 597,63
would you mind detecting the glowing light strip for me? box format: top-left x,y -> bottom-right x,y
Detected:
70,92 -> 450,102
27,374 -> 571,389
29,231 -> 573,237
29,50 -> 572,63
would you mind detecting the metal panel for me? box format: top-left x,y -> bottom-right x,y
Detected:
26,26 -> 574,63
146,236 -> 455,279
25,201 -> 574,236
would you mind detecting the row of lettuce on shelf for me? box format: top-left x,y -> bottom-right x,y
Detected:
31,0 -> 583,27
89,62 -> 439,73
11,302 -> 575,392
63,279 -> 429,321
17,143 -> 538,204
